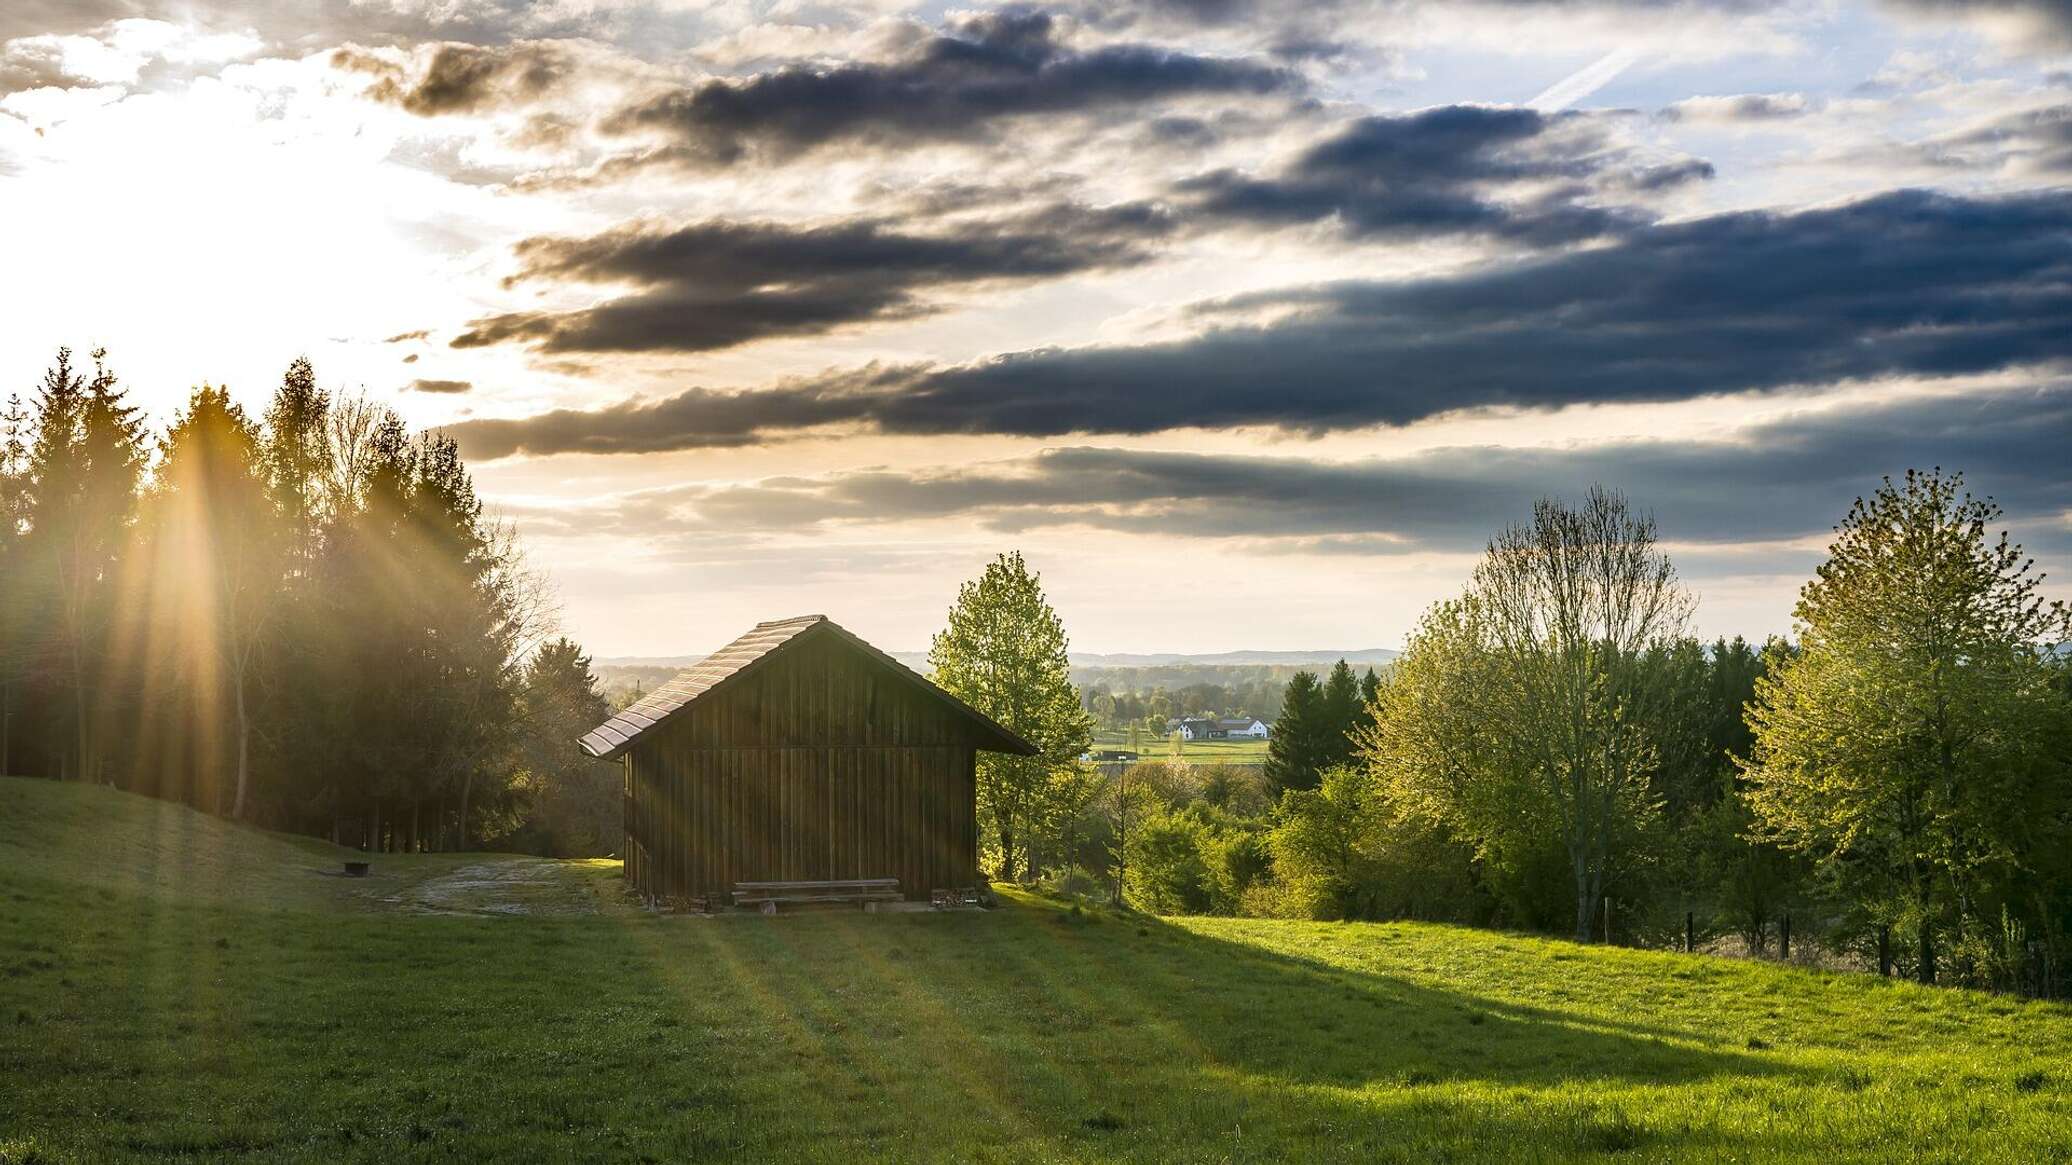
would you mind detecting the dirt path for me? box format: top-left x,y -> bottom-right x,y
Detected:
385,857 -> 610,916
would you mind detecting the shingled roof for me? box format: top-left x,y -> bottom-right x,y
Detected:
577,615 -> 1039,760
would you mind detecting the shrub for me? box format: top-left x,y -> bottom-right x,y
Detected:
1123,807 -> 1216,914
1038,865 -> 1115,907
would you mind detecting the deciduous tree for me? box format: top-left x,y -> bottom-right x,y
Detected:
1741,470 -> 2072,984
1370,487 -> 1692,941
929,551 -> 1093,881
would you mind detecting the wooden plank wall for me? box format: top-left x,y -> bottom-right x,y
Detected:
624,632 -> 984,900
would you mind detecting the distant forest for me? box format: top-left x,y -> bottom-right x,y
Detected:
600,660 -> 1331,730
1074,665 -> 1336,734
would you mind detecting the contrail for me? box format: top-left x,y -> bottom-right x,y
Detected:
1530,46 -> 1639,111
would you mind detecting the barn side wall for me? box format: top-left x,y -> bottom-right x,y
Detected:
624,633 -> 982,901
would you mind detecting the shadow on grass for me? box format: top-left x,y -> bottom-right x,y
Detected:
646,893 -> 1811,1161
4,854 -> 1816,1163
1018,897 -> 1787,1089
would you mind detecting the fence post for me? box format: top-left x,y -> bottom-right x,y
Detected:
1685,910 -> 1694,954
1878,926 -> 1892,977
1780,912 -> 1791,962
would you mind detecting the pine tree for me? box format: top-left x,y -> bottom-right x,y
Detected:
1265,670 -> 1333,797
1320,659 -> 1361,771
0,392 -> 28,776
1358,668 -> 1381,726
929,551 -> 1093,881
261,357 -> 329,578
254,360 -> 340,831
517,638 -> 616,856
146,386 -> 282,817
24,349 -> 147,783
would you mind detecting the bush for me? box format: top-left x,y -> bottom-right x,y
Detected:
1206,826 -> 1273,912
1269,766 -> 1488,922
1037,865 -> 1116,907
1123,807 -> 1216,914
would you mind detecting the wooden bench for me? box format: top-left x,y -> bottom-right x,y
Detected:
733,879 -> 901,913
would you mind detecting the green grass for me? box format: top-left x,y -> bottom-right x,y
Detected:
2,777 -> 2068,1163
1092,731 -> 1268,765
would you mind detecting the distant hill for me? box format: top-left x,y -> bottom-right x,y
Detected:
1063,648 -> 1400,668
595,647 -> 1404,711
598,647 -> 1400,671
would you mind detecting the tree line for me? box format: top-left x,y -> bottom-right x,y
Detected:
1078,676 -> 1288,737
954,475 -> 2072,997
0,351 -> 618,855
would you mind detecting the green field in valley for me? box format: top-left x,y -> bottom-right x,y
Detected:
1090,731 -> 1268,765
2,776 -> 2068,1163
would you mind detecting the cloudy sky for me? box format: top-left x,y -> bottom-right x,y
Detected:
3,0 -> 2068,657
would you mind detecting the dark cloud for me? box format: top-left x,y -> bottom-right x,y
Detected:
1073,0 -> 1786,54
334,41 -> 571,115
1098,0 -> 1780,22
1913,104 -> 2072,176
596,10 -> 1301,167
408,378 -> 473,394
446,375 -> 863,454
614,384 -> 2072,565
456,104 -> 1698,356
450,203 -> 1173,354
1177,104 -> 1710,244
448,188 -> 2072,457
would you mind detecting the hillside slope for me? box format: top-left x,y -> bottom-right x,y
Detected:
2,777 -> 2067,1163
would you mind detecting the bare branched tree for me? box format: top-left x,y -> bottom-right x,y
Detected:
1472,486 -> 1693,941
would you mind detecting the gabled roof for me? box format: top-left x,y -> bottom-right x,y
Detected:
578,615 -> 1039,760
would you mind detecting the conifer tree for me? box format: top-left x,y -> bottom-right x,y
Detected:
146,386 -> 282,817
24,349 -> 147,783
0,392 -> 28,776
517,638 -> 616,855
1320,659 -> 1362,771
1265,670 -> 1332,797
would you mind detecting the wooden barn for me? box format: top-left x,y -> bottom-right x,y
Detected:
578,615 -> 1036,905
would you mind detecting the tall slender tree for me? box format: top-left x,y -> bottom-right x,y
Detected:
260,357 -> 329,579
1320,659 -> 1362,771
930,551 -> 1093,881
1265,670 -> 1332,797
516,637 -> 617,856
146,386 -> 282,817
24,350 -> 148,783
0,392 -> 28,776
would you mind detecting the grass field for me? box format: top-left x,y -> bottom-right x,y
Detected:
1091,731 -> 1268,765
2,777 -> 2068,1163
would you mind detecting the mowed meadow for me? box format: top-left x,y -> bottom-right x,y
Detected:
2,778 -> 2066,1164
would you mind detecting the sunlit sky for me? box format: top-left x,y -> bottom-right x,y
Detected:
3,0 -> 2068,657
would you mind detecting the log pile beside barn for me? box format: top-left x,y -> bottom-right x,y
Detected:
578,615 -> 1035,905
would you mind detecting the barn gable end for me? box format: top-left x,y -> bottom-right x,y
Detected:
584,616 -> 1035,902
